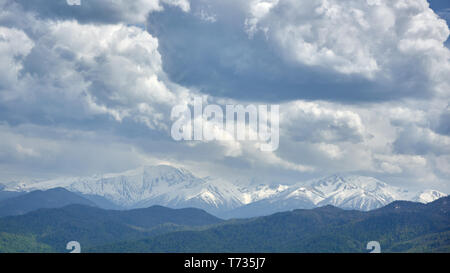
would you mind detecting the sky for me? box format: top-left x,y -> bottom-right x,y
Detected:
0,0 -> 449,193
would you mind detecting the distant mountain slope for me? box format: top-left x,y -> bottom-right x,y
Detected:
80,194 -> 125,210
8,165 -> 246,216
0,182 -> 26,201
0,204 -> 223,252
0,188 -> 96,217
3,167 -> 447,218
0,191 -> 25,202
90,197 -> 450,253
224,175 -> 447,218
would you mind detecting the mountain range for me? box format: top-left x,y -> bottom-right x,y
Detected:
0,165 -> 447,219
0,204 -> 222,253
90,196 -> 450,253
0,196 -> 448,253
0,188 -> 95,217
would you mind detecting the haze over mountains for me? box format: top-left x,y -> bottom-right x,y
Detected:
1,165 -> 447,219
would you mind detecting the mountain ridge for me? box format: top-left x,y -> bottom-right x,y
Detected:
88,196 -> 450,253
0,203 -> 223,253
0,197 -> 448,253
2,165 -> 447,218
0,188 -> 96,217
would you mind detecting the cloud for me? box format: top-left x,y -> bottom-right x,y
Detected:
373,153 -> 428,175
247,0 -> 449,90
434,105 -> 450,136
11,0 -> 189,24
393,125 -> 450,156
0,17 -> 194,132
281,101 -> 366,143
0,123 -> 154,180
148,0 -> 449,102
0,0 -> 449,193
0,26 -> 34,94
66,0 -> 81,6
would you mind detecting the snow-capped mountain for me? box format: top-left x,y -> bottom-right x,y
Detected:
412,190 -> 448,204
7,165 -> 246,215
223,175 -> 447,218
310,175 -> 412,210
2,167 -> 447,218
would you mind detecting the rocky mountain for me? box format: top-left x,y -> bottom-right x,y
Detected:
412,190 -> 448,203
225,175 -> 447,218
2,166 -> 447,218
4,166 -> 246,216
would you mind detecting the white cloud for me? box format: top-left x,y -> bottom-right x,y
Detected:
0,19 -> 190,130
0,0 -> 449,193
197,9 -> 217,23
281,100 -> 366,143
393,125 -> 450,156
66,0 -> 81,6
373,153 -> 427,174
0,123 -> 155,179
0,26 -> 33,98
317,143 -> 342,159
162,0 -> 190,13
244,0 -> 450,91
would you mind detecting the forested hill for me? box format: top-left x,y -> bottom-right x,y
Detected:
0,197 -> 448,253
0,204 -> 223,253
90,196 -> 450,253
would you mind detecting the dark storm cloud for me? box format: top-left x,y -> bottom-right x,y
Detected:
147,2 -> 436,103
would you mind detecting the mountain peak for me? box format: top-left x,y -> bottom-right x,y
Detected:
413,190 -> 447,203
2,167 -> 447,219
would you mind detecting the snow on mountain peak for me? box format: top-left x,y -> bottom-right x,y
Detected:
306,175 -> 413,210
225,174 -> 447,218
309,175 -> 446,210
239,184 -> 290,205
1,167 -> 446,218
413,190 -> 447,204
